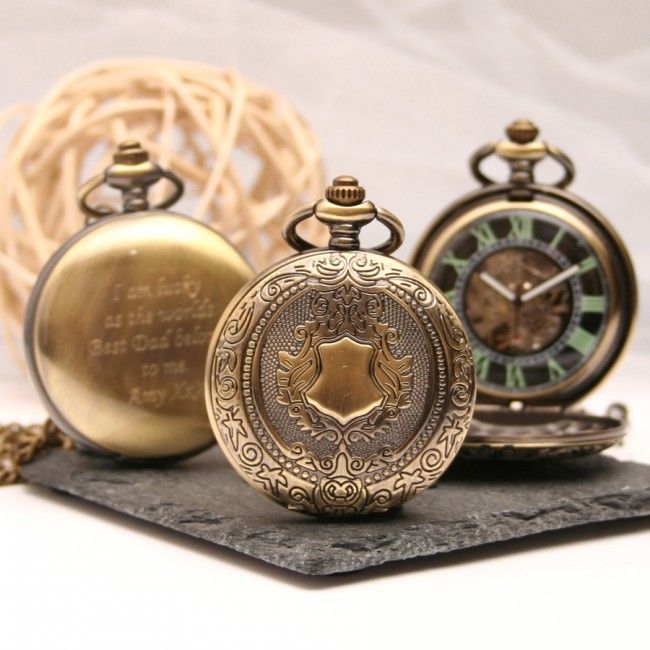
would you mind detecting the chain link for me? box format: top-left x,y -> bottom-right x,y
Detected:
0,420 -> 73,486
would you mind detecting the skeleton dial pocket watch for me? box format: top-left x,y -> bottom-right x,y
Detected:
25,142 -> 253,461
206,176 -> 476,516
412,119 -> 636,459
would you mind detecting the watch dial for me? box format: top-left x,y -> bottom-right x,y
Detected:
431,208 -> 609,394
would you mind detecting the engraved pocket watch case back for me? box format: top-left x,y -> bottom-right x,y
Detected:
25,142 -> 254,461
206,176 -> 476,516
412,120 -> 637,459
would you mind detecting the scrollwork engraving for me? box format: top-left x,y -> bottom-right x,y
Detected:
207,250 -> 475,516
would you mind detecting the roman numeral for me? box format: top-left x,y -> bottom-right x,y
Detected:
550,227 -> 566,249
508,215 -> 534,240
505,364 -> 526,388
474,348 -> 490,381
567,327 -> 597,356
578,256 -> 598,275
442,251 -> 468,274
582,295 -> 606,313
547,358 -> 567,381
471,223 -> 497,249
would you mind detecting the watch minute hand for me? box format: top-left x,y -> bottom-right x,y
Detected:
520,264 -> 580,303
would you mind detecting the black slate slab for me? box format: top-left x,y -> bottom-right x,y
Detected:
22,447 -> 650,575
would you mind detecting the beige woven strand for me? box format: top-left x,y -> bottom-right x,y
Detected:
0,59 -> 325,364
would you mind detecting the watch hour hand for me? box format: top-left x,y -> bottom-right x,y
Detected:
520,264 -> 580,303
478,272 -> 517,302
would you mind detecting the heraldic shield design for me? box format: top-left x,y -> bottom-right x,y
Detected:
276,284 -> 414,445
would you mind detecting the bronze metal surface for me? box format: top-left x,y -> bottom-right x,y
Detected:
206,177 -> 476,516
462,406 -> 626,460
411,120 -> 637,458
0,420 -> 72,485
470,119 -> 574,190
25,143 -> 254,460
78,141 -> 184,219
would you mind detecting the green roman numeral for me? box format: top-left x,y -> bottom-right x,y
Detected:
505,364 -> 526,388
581,295 -> 606,313
547,358 -> 567,381
474,348 -> 490,381
550,227 -> 566,249
567,327 -> 597,356
442,251 -> 468,274
508,215 -> 534,240
471,222 -> 497,249
578,256 -> 598,275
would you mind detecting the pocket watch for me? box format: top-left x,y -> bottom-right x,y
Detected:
206,176 -> 476,516
412,119 -> 637,459
25,141 -> 254,461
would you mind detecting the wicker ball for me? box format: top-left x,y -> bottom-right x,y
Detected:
0,59 -> 324,361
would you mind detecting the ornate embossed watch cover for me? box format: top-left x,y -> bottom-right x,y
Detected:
206,177 -> 475,516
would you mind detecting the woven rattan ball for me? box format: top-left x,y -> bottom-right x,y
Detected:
0,59 -> 324,361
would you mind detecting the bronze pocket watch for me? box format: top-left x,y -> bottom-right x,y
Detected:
206,176 -> 476,516
25,142 -> 254,461
412,119 -> 636,459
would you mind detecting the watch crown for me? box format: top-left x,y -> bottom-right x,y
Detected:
506,119 -> 539,145
113,141 -> 150,165
325,176 -> 366,206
